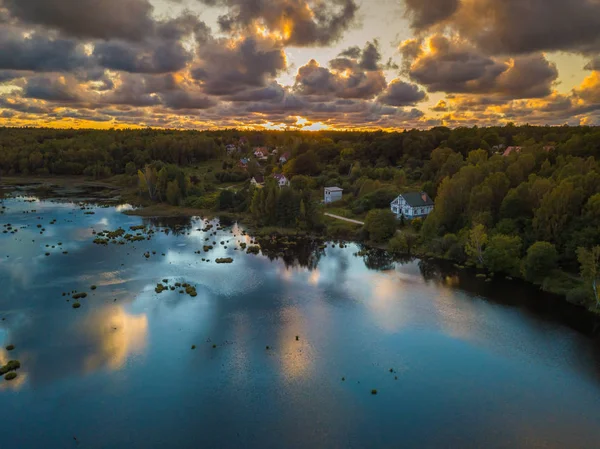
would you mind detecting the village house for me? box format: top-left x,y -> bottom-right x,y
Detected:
324,187 -> 343,204
251,174 -> 265,186
279,152 -> 291,164
253,147 -> 269,160
390,192 -> 434,219
272,173 -> 290,188
502,146 -> 522,157
226,144 -> 238,155
238,158 -> 249,169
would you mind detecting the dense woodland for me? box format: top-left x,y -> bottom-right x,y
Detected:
0,125 -> 599,309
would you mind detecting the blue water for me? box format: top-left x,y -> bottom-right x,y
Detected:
1,196 -> 600,448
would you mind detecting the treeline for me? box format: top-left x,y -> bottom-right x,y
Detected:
2,125 -> 600,180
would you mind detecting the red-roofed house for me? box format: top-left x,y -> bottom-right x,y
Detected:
503,146 -> 522,157
279,152 -> 291,164
254,147 -> 269,160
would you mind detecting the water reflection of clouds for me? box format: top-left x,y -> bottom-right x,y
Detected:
0,348 -> 28,391
81,305 -> 148,372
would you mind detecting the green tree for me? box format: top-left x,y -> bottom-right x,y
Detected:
533,181 -> 584,241
483,234 -> 522,274
364,209 -> 397,243
166,180 -> 182,206
465,224 -> 487,266
522,242 -> 558,283
125,162 -> 137,176
577,246 -> 600,306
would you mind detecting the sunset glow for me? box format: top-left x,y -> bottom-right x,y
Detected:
0,0 -> 598,130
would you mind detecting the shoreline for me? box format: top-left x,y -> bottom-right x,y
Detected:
1,175 -> 595,314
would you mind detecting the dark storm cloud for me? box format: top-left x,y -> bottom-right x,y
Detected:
377,79 -> 427,106
160,90 -> 216,110
403,0 -> 600,55
199,0 -> 358,47
584,58 -> 600,71
224,83 -> 286,102
0,70 -> 26,83
192,37 -> 287,96
94,40 -> 190,74
403,0 -> 459,30
339,46 -> 361,59
405,36 -> 558,99
2,0 -> 156,41
359,40 -> 381,71
0,27 -> 91,72
93,15 -> 209,74
22,75 -> 86,103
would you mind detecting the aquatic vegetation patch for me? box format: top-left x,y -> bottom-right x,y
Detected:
215,258 -> 233,264
0,360 -> 20,375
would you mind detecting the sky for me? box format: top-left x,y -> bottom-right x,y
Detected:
0,0 -> 600,131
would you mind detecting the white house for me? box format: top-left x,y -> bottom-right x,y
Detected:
390,192 -> 434,219
324,187 -> 343,204
272,173 -> 290,188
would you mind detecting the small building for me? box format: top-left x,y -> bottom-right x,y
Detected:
238,158 -> 249,169
226,144 -> 238,154
254,147 -> 269,160
502,146 -> 522,157
272,173 -> 290,188
251,174 -> 265,186
390,192 -> 434,219
324,187 -> 343,204
279,152 -> 291,164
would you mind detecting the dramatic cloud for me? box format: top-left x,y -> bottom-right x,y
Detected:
200,0 -> 358,47
403,35 -> 558,99
2,0 -> 600,130
2,0 -> 156,41
403,0 -> 459,31
294,41 -> 393,100
0,27 -> 91,72
377,78 -> 427,106
192,37 -> 287,96
22,74 -> 88,103
402,0 -> 600,55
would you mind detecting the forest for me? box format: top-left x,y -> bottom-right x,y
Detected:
0,125 -> 599,309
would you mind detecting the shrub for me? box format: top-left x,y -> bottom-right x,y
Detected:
523,242 -> 559,283
567,286 -> 592,306
364,209 -> 397,243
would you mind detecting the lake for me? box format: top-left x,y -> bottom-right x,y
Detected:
1,194 -> 600,449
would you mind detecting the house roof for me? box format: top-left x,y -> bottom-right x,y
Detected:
273,173 -> 286,180
503,146 -> 522,157
280,152 -> 291,159
400,192 -> 434,207
253,175 -> 265,183
325,186 -> 343,192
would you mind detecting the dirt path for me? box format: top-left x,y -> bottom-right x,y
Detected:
324,213 -> 364,225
